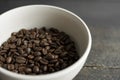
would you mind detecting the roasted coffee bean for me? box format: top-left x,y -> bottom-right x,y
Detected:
0,61 -> 3,67
50,59 -> 58,63
0,55 -> 5,62
16,57 -> 26,64
25,68 -> 32,74
43,66 -> 47,71
33,66 -> 39,73
23,40 -> 28,46
28,55 -> 34,59
9,44 -> 16,49
49,67 -> 55,72
34,57 -> 42,61
26,48 -> 31,53
0,27 -> 79,75
34,52 -> 41,56
0,50 -> 8,53
18,48 -> 24,54
42,48 -> 48,55
7,64 -> 14,70
45,46 -> 50,50
17,38 -> 22,46
28,60 -> 34,64
6,57 -> 12,63
40,59 -> 48,65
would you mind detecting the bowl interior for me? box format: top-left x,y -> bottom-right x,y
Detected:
0,5 -> 89,58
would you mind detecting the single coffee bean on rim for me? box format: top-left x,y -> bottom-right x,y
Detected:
0,27 -> 79,75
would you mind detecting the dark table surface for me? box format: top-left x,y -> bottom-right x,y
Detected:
0,0 -> 120,80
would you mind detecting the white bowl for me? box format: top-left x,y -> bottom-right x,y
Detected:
0,5 -> 92,80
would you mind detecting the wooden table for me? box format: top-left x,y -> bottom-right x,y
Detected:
0,0 -> 120,80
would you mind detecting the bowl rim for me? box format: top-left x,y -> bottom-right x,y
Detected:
0,5 -> 92,79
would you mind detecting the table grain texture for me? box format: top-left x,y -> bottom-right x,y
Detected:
0,0 -> 120,80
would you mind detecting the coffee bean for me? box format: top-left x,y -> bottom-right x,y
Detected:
28,63 -> 34,67
0,61 -> 3,67
17,38 -> 22,46
34,40 -> 40,44
0,50 -> 7,53
34,52 -> 41,56
11,32 -> 17,36
23,41 -> 28,46
42,48 -> 48,55
28,55 -> 34,59
18,67 -> 25,72
48,64 -> 54,67
9,44 -> 16,49
49,67 -> 55,72
0,27 -> 79,75
6,57 -> 12,63
50,59 -> 58,63
45,46 -> 50,50
34,57 -> 42,61
55,62 -> 59,67
10,49 -> 17,52
16,57 -> 26,64
60,52 -> 68,57
18,48 -> 24,54
0,55 -> 5,62
43,66 -> 47,71
7,64 -> 14,70
25,68 -> 32,74
26,48 -> 31,53
33,66 -> 39,73
40,59 -> 48,65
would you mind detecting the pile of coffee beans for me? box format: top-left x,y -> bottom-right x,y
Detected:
0,27 -> 79,75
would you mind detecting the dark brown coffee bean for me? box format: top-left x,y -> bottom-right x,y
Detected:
0,50 -> 8,53
34,57 -> 42,61
18,48 -> 24,54
34,40 -> 40,44
28,43 -> 32,48
60,52 -> 68,57
10,49 -> 17,52
0,55 -> 5,62
6,57 -> 12,63
48,64 -> 54,67
42,48 -> 48,55
28,60 -> 34,64
10,36 -> 16,42
16,57 -> 26,64
25,68 -> 32,74
7,64 -> 14,70
23,41 -> 28,46
50,59 -> 58,63
40,59 -> 48,65
34,52 -> 41,56
22,53 -> 28,57
11,32 -> 17,36
28,63 -> 34,67
18,67 -> 25,72
0,52 -> 6,56
17,38 -> 22,46
0,61 -> 3,67
49,67 -> 55,72
28,55 -> 34,59
43,66 -> 47,71
26,48 -> 31,54
9,44 -> 16,49
55,62 -> 59,67
33,66 -> 39,73
45,53 -> 58,60
45,46 -> 50,50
